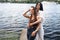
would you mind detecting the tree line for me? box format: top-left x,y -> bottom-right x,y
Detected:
0,0 -> 60,3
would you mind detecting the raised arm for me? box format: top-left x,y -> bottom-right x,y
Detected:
23,10 -> 30,18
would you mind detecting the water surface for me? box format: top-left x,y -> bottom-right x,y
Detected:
0,2 -> 60,40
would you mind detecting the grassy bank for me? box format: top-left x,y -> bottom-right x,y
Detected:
0,37 -> 19,40
0,30 -> 20,40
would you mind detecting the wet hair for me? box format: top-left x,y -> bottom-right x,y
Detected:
36,2 -> 43,11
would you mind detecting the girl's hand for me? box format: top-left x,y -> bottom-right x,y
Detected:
31,31 -> 36,37
28,9 -> 30,11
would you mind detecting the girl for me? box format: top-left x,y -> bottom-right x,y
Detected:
35,2 -> 44,40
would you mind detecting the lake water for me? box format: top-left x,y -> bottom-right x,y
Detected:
0,1 -> 60,40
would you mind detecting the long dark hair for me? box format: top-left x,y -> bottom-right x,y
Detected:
36,2 -> 43,11
29,6 -> 37,27
30,6 -> 37,22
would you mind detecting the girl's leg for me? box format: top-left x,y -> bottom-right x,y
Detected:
27,33 -> 29,40
27,31 -> 37,40
27,27 -> 37,40
29,34 -> 36,40
27,32 -> 36,40
38,26 -> 44,40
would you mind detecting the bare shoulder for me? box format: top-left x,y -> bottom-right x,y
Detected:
37,16 -> 43,20
37,16 -> 43,22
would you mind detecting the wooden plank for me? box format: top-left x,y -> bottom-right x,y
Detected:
20,29 -> 27,40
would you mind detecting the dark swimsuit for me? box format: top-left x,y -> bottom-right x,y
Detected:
27,17 -> 38,40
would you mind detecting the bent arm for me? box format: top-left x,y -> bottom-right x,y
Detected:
23,10 -> 30,18
34,17 -> 43,33
32,17 -> 43,26
35,23 -> 41,33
